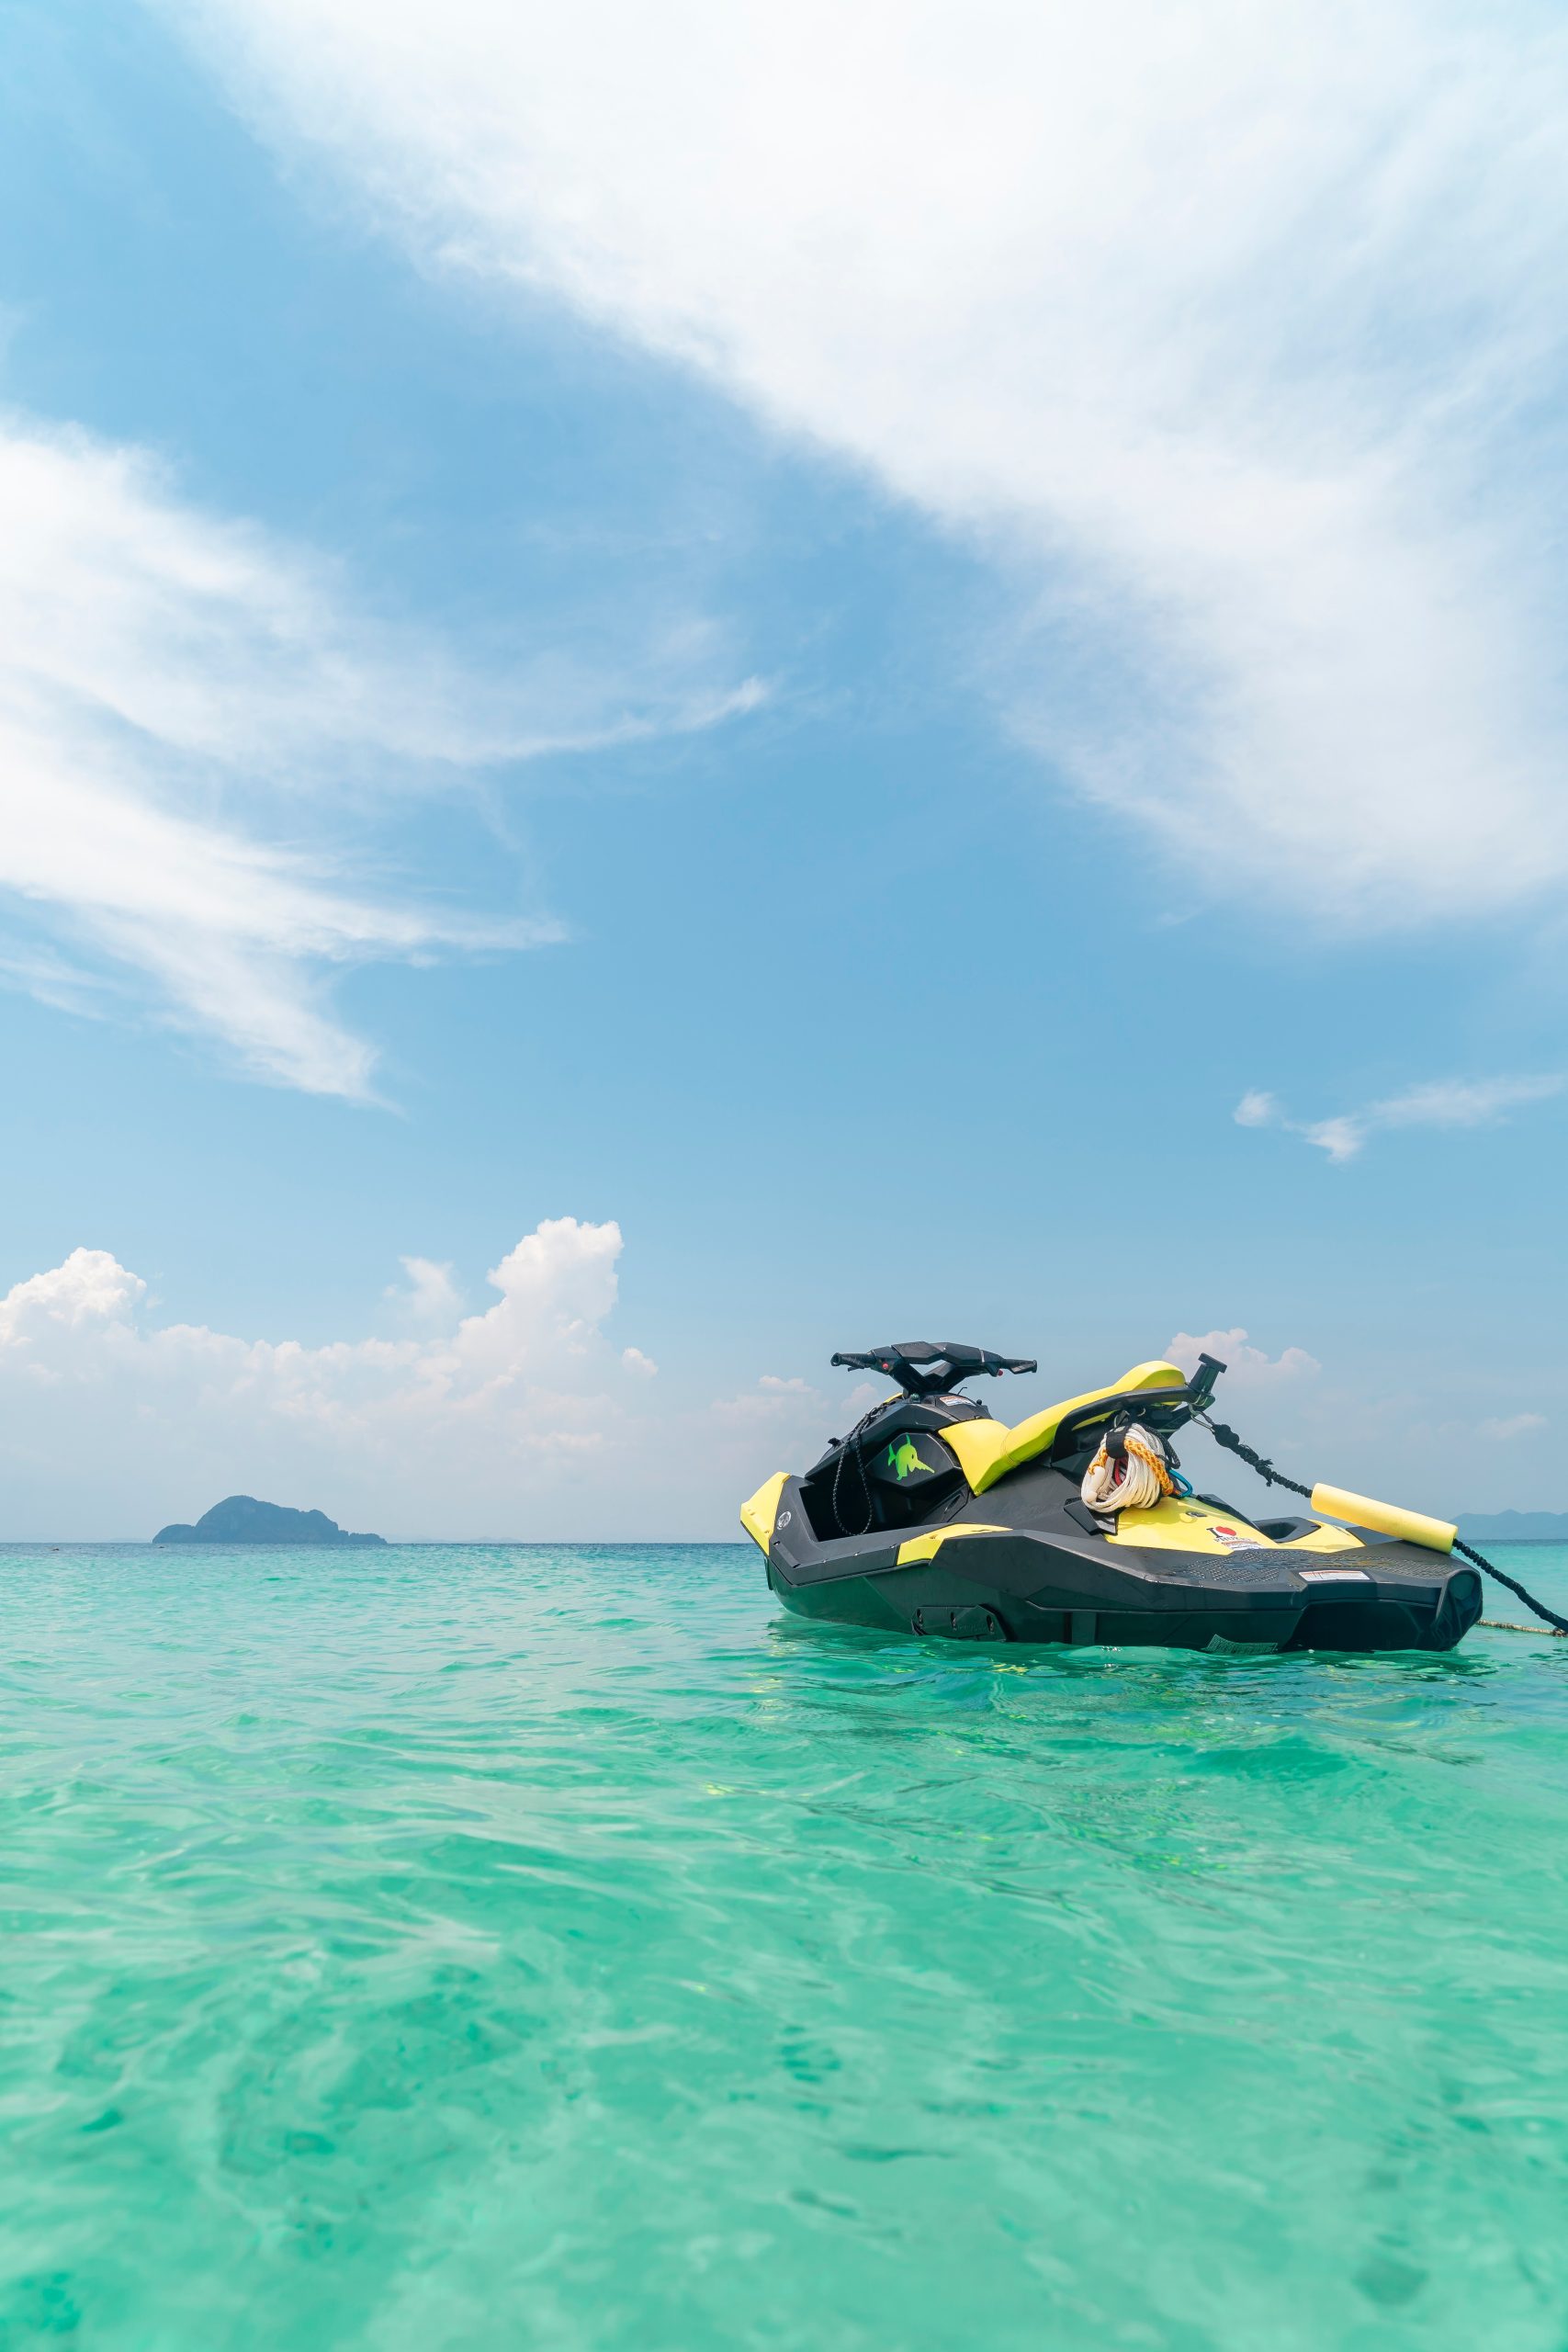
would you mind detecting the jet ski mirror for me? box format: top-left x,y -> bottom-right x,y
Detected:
830,1340 -> 1038,1400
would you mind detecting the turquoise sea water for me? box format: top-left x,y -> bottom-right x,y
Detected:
4,1542 -> 1568,2352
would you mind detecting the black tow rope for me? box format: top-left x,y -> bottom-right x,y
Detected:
1451,1539 -> 1568,1637
1200,1416 -> 1568,1640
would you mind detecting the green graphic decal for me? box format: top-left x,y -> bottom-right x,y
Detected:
887,1437 -> 932,1480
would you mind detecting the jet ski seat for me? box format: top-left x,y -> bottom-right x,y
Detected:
939,1360 -> 1188,1495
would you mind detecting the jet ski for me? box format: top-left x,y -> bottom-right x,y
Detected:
739,1342 -> 1487,1653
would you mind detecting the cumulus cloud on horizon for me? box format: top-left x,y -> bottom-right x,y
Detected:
170,0 -> 1568,928
1165,1327 -> 1322,1387
0,1219 -> 867,1536
6,1232 -> 1552,1530
0,1216 -> 647,1533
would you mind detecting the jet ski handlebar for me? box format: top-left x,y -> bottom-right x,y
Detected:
830,1344 -> 1226,1412
830,1341 -> 1038,1399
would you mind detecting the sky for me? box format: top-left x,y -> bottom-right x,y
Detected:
2,0 -> 1566,1537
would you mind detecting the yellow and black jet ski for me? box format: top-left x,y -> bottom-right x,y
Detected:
739,1341 -> 1488,1653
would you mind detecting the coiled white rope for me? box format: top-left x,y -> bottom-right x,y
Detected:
1081,1423 -> 1174,1514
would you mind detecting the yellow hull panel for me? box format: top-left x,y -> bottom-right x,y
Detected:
1107,1498 -> 1272,1552
1107,1498 -> 1365,1555
739,1471 -> 788,1554
896,1522 -> 1012,1566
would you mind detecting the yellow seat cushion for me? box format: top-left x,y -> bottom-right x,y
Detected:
941,1361 -> 1187,1496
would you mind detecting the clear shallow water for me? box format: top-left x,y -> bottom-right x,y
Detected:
4,1543 -> 1568,2352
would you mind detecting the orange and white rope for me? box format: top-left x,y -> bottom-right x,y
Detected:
1080,1423 -> 1173,1514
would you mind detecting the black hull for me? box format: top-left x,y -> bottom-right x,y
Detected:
761,1469 -> 1483,1656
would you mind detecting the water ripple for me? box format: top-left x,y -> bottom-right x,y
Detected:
2,1543 -> 1567,2349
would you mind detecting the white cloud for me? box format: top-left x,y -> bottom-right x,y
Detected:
1299,1116 -> 1368,1166
0,1223 -> 879,1535
172,0 -> 1568,923
709,1374 -> 884,1476
1162,1328 -> 1325,1502
1373,1077 -> 1564,1132
4,1235 -> 1543,1532
0,1216 -> 660,1533
710,1374 -> 818,1426
1478,1412 -> 1547,1442
388,1255 -> 463,1321
1166,1328 -> 1321,1386
0,416 -> 760,1094
1239,1073 -> 1562,1159
0,1246 -> 149,1364
708,1372 -> 882,1470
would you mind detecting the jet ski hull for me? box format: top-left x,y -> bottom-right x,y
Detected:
760,1476 -> 1483,1654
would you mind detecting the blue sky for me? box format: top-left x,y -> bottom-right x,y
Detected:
2,0 -> 1565,1536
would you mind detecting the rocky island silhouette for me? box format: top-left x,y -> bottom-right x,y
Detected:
153,1496 -> 387,1546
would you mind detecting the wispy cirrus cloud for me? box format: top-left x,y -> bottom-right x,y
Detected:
1235,1074 -> 1563,1161
0,416 -> 761,1095
1478,1411 -> 1547,1442
170,0 -> 1568,926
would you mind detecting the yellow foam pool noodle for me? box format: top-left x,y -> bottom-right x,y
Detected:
1309,1483 -> 1457,1555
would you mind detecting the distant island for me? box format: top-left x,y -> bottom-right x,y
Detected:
1458,1510 -> 1568,1544
153,1496 -> 387,1546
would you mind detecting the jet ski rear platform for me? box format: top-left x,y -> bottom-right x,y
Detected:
739,1344 -> 1484,1654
